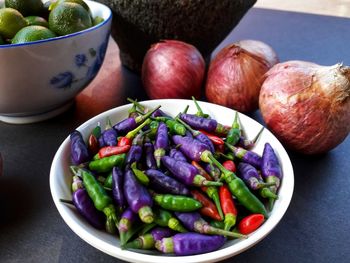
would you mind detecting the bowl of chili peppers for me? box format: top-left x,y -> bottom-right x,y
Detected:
50,98 -> 294,263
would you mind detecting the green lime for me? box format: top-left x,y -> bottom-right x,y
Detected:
93,16 -> 104,26
12,25 -> 56,44
0,8 -> 28,39
25,16 -> 49,27
5,0 -> 44,16
48,2 -> 92,36
49,0 -> 91,13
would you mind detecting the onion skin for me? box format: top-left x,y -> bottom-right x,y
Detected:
205,40 -> 278,112
142,40 -> 205,99
259,61 -> 350,154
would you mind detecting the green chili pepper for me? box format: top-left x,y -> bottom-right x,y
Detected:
226,112 -> 241,145
153,193 -> 202,212
202,152 -> 268,218
148,120 -> 160,139
70,166 -> 119,233
210,220 -> 226,230
131,162 -> 149,185
153,208 -> 187,233
153,117 -> 186,136
88,153 -> 126,173
104,172 -> 113,189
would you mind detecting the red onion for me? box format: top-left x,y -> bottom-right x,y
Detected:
142,40 -> 205,99
259,60 -> 350,154
205,40 -> 278,112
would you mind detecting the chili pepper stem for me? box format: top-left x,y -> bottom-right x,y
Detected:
168,218 -> 188,233
260,188 -> 279,199
200,150 -> 234,179
135,105 -> 161,124
211,195 -> 224,221
154,149 -> 165,168
224,214 -> 236,231
125,118 -> 151,139
155,237 -> 174,253
59,199 -> 74,205
193,174 -> 223,187
127,98 -> 146,112
252,126 -> 265,145
138,206 -> 154,224
195,221 -> 247,239
192,96 -> 209,118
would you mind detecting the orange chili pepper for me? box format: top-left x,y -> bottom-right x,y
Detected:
199,130 -> 224,145
191,189 -> 222,221
98,145 -> 130,158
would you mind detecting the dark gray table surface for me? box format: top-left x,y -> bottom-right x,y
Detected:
1,7 -> 350,263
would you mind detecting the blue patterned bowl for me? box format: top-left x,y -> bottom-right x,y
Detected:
0,0 -> 112,124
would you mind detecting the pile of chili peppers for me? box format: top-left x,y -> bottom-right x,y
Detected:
62,98 -> 283,256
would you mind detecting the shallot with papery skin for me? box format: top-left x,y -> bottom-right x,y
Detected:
259,61 -> 350,154
142,40 -> 205,99
205,39 -> 278,112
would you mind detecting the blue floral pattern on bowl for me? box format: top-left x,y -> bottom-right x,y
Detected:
50,31 -> 110,90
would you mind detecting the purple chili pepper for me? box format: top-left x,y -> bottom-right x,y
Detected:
126,133 -> 144,164
169,148 -> 187,162
179,113 -> 217,132
98,136 -> 106,148
237,162 -> 276,190
176,117 -> 215,153
237,162 -> 278,200
113,118 -> 137,135
70,130 -> 90,165
113,105 -> 161,134
155,232 -> 226,255
119,207 -> 139,245
261,143 -> 283,210
102,127 -> 118,148
152,109 -> 170,118
161,156 -> 222,187
145,169 -> 190,196
111,166 -> 126,211
225,142 -> 262,168
154,122 -> 169,167
124,168 -> 154,224
174,212 -> 245,239
124,227 -> 174,250
172,135 -> 210,162
202,162 -> 221,181
143,140 -> 157,169
71,188 -> 105,230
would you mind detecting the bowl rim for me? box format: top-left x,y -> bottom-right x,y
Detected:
49,99 -> 294,263
0,0 -> 112,49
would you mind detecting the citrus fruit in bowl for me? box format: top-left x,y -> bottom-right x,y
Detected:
0,0 -> 112,124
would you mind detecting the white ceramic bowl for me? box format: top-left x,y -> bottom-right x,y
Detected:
50,99 -> 294,263
0,0 -> 112,124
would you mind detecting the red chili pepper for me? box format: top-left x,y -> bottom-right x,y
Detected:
238,213 -> 265,235
117,137 -> 132,147
191,190 -> 222,221
191,161 -> 224,220
215,143 -> 225,154
191,161 -> 212,181
219,185 -> 238,231
199,130 -> 224,145
98,145 -> 131,158
88,134 -> 100,155
222,160 -> 236,173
